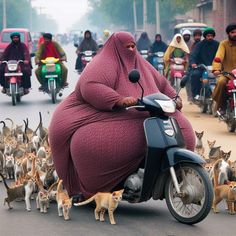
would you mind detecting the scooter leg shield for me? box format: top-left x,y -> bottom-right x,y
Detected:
163,147 -> 205,171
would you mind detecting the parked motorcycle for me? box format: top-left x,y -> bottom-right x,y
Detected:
195,64 -> 216,114
122,70 -> 213,224
40,57 -> 65,104
2,60 -> 25,106
150,51 -> 165,75
169,57 -> 186,92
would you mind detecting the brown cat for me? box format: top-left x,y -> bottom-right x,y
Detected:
74,189 -> 124,225
0,172 -> 34,211
212,181 -> 236,214
212,159 -> 236,214
56,179 -> 72,220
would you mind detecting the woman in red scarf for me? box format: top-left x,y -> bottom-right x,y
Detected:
35,33 -> 68,90
49,32 -> 195,199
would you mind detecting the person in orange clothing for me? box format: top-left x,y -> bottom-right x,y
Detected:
212,23 -> 236,115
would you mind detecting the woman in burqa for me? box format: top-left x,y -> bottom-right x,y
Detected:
49,31 -> 195,199
136,32 -> 152,51
75,30 -> 98,71
164,33 -> 190,77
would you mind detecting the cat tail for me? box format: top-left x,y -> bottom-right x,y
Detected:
0,172 -> 9,190
48,179 -> 59,193
73,195 -> 96,206
212,159 -> 222,188
35,171 -> 44,191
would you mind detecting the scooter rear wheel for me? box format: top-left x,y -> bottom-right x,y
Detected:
11,84 -> 17,106
165,163 -> 213,225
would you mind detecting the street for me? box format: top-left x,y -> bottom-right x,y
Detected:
0,44 -> 236,236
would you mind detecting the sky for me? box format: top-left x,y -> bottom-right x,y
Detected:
32,0 -> 89,32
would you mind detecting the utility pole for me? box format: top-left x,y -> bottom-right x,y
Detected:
155,0 -> 160,33
3,0 -> 7,28
143,0 -> 147,31
133,0 -> 137,33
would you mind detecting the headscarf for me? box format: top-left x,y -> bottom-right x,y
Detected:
203,27 -> 215,38
226,23 -> 236,34
43,33 -> 53,40
10,32 -> 21,40
136,32 -> 152,51
78,30 -> 98,52
151,34 -> 167,53
169,34 -> 190,54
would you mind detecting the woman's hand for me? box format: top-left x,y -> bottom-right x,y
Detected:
175,96 -> 183,111
116,97 -> 137,107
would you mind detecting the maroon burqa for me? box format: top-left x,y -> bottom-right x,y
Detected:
49,32 -> 195,198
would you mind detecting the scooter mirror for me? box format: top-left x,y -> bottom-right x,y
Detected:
180,75 -> 189,88
128,69 -> 140,83
30,53 -> 35,57
74,43 -> 79,48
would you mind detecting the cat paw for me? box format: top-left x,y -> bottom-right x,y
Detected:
58,213 -> 63,217
26,208 -> 31,212
99,219 -> 105,222
110,222 -> 116,225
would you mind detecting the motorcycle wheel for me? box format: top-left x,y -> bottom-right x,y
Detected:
16,94 -> 21,103
165,163 -> 213,225
174,78 -> 181,92
211,101 -> 218,117
49,80 -> 56,104
11,84 -> 17,106
200,102 -> 207,113
227,118 -> 236,133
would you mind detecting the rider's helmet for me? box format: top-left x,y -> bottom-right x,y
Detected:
203,27 -> 215,38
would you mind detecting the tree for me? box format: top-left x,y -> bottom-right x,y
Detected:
87,0 -> 199,31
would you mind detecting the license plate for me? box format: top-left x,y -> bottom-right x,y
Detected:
4,72 -> 23,76
45,75 -> 58,78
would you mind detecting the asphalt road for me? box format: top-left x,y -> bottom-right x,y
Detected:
0,44 -> 235,236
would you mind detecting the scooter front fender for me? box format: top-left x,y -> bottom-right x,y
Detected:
162,147 -> 205,171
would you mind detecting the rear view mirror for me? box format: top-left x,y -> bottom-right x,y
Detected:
128,69 -> 140,83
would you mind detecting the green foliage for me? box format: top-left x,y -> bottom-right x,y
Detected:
0,0 -> 58,32
87,0 -> 199,30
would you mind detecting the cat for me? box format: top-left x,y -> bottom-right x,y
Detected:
5,154 -> 15,179
0,120 -> 11,137
74,189 -> 124,225
212,181 -> 236,214
56,179 -> 72,220
208,146 -> 221,160
207,140 -> 216,149
35,171 -> 58,213
195,131 -> 205,158
0,172 -> 34,211
220,150 -> 231,162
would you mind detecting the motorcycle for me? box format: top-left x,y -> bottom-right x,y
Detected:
194,64 -> 216,114
216,70 -> 236,132
150,51 -> 165,75
139,50 -> 149,60
40,57 -> 65,104
169,57 -> 186,92
2,60 -> 25,106
122,70 -> 213,224
74,43 -> 96,73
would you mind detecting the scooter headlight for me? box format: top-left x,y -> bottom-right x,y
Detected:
155,99 -> 176,113
8,64 -> 17,71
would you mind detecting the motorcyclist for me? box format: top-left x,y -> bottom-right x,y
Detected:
75,30 -> 98,73
163,34 -> 189,78
136,32 -> 152,52
148,34 -> 167,65
212,23 -> 236,115
190,27 -> 219,100
0,32 -> 32,94
102,29 -> 111,44
35,33 -> 68,90
182,29 -> 192,49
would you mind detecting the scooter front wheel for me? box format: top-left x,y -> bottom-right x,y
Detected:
165,163 -> 213,225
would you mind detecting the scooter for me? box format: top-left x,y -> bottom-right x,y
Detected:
150,51 -> 165,75
122,69 -> 213,224
195,64 -> 216,114
80,50 -> 96,70
169,57 -> 185,92
40,57 -> 65,104
2,60 -> 25,106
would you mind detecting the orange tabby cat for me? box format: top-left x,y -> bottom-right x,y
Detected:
56,179 -> 72,220
212,159 -> 236,214
74,189 -> 124,225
